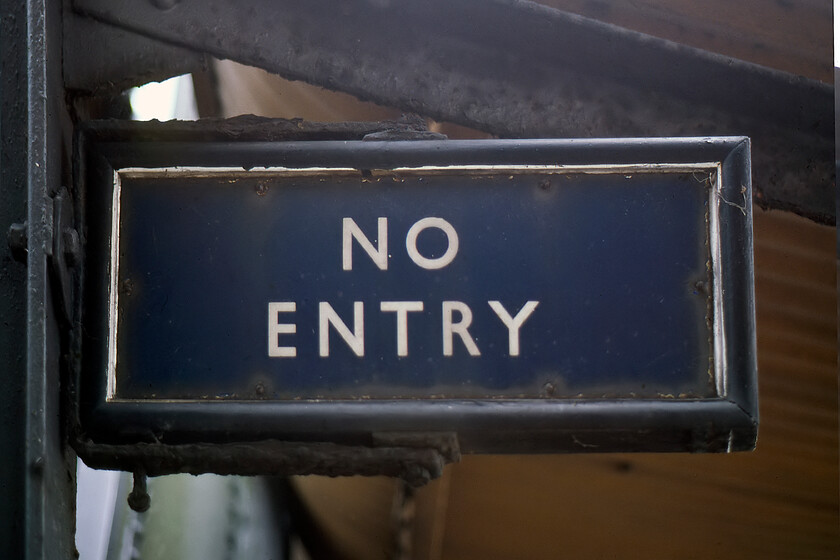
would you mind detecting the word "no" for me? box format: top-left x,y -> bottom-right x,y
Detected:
342,217 -> 459,271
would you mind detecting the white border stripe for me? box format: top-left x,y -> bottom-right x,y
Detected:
106,163 -> 723,402
106,170 -> 122,400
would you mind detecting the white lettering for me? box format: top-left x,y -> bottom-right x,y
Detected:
268,302 -> 297,357
488,301 -> 539,356
319,301 -> 365,357
442,301 -> 480,356
380,301 -> 424,356
405,217 -> 459,270
343,217 -> 388,271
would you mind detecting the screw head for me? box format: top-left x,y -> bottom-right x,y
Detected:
128,488 -> 151,512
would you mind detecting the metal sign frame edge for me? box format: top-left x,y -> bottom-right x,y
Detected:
73,126 -> 756,475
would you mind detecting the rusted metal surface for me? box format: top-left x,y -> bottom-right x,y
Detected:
73,0 -> 834,223
78,114 -> 434,143
74,436 -> 460,488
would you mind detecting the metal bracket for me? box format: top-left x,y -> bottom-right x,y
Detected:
7,222 -> 28,263
3,188 -> 80,325
75,433 -> 461,511
49,187 -> 80,326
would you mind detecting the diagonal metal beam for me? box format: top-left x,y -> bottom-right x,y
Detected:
73,0 -> 834,224
64,7 -> 208,94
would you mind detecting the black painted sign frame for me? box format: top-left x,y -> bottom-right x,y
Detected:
76,124 -> 757,462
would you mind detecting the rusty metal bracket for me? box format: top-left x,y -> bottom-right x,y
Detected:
74,433 -> 461,505
71,0 -> 834,223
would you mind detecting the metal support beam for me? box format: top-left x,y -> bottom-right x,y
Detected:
63,4 -> 208,94
73,0 -> 834,223
1,0 -> 76,557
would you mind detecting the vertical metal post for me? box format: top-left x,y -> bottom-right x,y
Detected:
1,0 -> 76,557
0,4 -> 30,557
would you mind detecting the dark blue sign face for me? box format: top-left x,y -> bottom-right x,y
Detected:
111,166 -> 714,401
